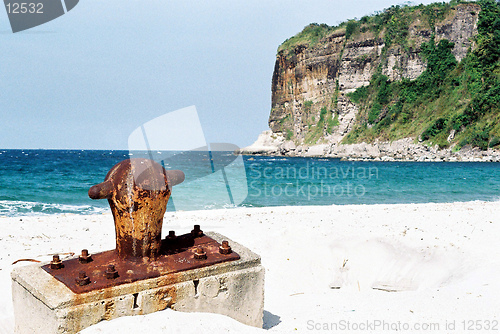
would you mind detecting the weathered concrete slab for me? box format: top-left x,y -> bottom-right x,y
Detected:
11,232 -> 264,334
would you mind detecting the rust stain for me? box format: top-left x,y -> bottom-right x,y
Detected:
154,286 -> 176,311
102,300 -> 115,320
11,258 -> 41,264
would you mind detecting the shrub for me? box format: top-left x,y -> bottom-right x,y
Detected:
420,37 -> 457,88
376,76 -> 391,105
450,112 -> 473,131
459,138 -> 469,148
319,107 -> 328,121
469,128 -> 490,150
345,20 -> 359,39
326,112 -> 339,134
384,7 -> 409,46
462,125 -> 493,151
278,23 -> 334,53
303,100 -> 313,114
348,85 -> 368,104
368,103 -> 382,124
489,136 -> 500,148
421,118 -> 447,141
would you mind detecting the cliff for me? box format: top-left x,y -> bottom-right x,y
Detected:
270,2 -> 479,143
241,1 -> 500,161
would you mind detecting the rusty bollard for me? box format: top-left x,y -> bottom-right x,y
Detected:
88,159 -> 184,260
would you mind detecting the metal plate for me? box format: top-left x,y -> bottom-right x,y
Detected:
42,233 -> 240,294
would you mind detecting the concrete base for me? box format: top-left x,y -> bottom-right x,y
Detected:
11,232 -> 264,334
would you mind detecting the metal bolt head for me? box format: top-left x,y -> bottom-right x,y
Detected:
167,230 -> 176,240
194,247 -> 207,260
79,249 -> 93,263
191,225 -> 203,238
219,240 -> 232,255
50,255 -> 63,270
76,271 -> 90,286
105,264 -> 119,279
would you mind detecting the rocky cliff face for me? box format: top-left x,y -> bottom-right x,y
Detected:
268,3 -> 480,146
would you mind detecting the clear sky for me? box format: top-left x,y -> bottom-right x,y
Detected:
0,0 -> 439,149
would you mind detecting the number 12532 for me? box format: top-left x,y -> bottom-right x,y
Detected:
6,3 -> 43,14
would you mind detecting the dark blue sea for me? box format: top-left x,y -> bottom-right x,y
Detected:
1,149 -> 499,216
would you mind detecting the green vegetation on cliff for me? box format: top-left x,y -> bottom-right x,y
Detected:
345,0 -> 500,150
278,0 -> 457,56
278,23 -> 336,55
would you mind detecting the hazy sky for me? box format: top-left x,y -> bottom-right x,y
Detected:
0,0 -> 439,149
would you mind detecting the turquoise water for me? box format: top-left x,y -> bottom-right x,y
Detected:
244,157 -> 500,206
0,150 -> 499,216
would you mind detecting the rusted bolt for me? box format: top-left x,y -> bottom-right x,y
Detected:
194,247 -> 207,260
105,264 -> 119,279
167,230 -> 176,240
219,240 -> 232,254
79,249 -> 93,263
50,255 -> 63,270
191,224 -> 203,238
76,271 -> 90,286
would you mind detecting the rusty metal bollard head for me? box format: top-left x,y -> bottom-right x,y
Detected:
88,159 -> 184,260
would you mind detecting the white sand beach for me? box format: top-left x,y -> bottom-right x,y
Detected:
1,201 -> 499,333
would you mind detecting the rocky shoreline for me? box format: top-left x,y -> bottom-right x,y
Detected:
238,130 -> 500,162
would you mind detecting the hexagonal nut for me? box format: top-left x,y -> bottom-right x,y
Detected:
219,241 -> 232,255
105,265 -> 119,279
76,272 -> 91,286
194,247 -> 207,260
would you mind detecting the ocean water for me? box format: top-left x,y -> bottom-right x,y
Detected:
0,150 -> 499,216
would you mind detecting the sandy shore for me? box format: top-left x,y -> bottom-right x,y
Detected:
1,202 -> 499,333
